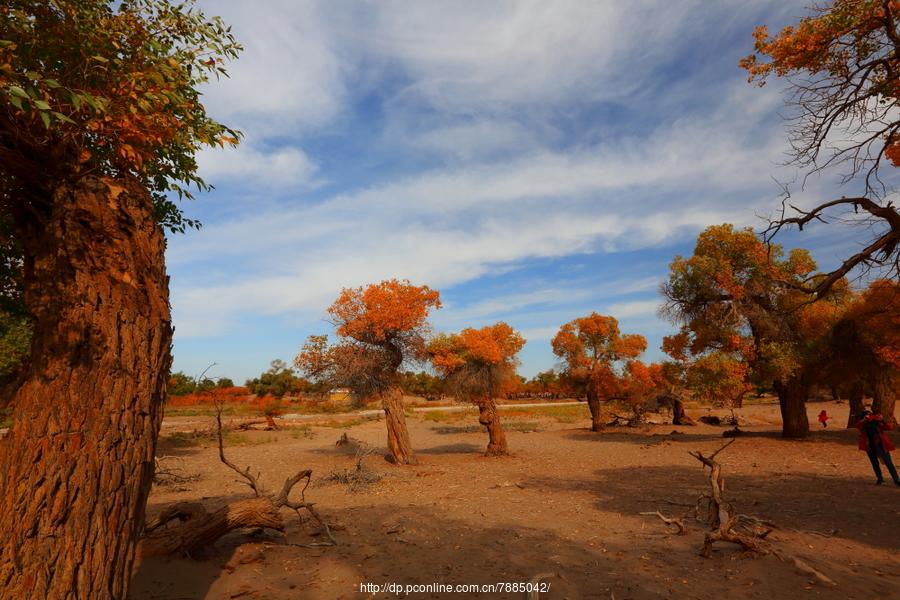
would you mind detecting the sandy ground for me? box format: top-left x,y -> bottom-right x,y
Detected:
132,399 -> 900,599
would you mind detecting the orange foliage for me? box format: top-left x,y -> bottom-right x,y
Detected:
429,323 -> 525,376
844,279 -> 900,369
166,387 -> 250,407
741,0 -> 900,165
427,323 -> 525,400
0,0 -> 241,218
551,313 -> 647,400
329,279 -> 441,347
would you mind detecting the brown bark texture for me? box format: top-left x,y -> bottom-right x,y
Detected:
0,177 -> 172,600
138,499 -> 282,558
476,397 -> 508,456
672,398 -> 696,426
586,388 -> 604,432
383,390 -> 417,465
872,374 -> 897,427
776,378 -> 810,439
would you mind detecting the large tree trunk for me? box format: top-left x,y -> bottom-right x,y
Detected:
383,389 -> 417,465
0,178 -> 172,600
872,373 -> 897,427
847,381 -> 864,428
775,377 -> 809,439
672,397 -> 695,426
586,387 -> 604,432
475,397 -> 508,456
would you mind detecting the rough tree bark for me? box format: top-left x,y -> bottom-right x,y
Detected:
0,177 -> 172,599
475,397 -> 508,456
383,389 -> 417,465
672,397 -> 696,426
586,387 -> 604,432
872,373 -> 897,427
775,377 -> 810,439
847,381 -> 864,428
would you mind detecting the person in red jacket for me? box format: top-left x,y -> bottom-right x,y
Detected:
818,409 -> 830,428
856,410 -> 899,486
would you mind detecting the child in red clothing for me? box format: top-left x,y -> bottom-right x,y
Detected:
817,410 -> 830,428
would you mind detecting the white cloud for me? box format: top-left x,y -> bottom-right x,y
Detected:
198,1 -> 353,132
171,0 -> 812,346
196,141 -> 319,188
369,1 -> 704,112
518,326 -> 561,342
606,299 -> 661,319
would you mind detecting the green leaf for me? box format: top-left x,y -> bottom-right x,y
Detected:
91,55 -> 109,63
39,111 -> 50,128
43,79 -> 60,89
8,86 -> 27,98
32,99 -> 51,111
24,71 -> 41,80
53,112 -> 75,125
9,95 -> 22,110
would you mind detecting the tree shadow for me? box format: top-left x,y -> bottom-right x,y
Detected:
562,425 -> 866,448
131,499 -> 884,599
417,442 -> 484,455
523,465 -> 899,552
562,428 -> 726,445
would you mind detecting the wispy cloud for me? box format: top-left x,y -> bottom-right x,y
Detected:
173,0 -> 818,380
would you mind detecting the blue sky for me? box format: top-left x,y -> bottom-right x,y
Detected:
167,0 -> 870,384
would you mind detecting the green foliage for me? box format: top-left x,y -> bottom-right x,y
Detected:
399,370 -> 443,400
0,0 -> 242,231
166,371 -> 196,396
245,359 -> 309,398
0,310 -> 29,380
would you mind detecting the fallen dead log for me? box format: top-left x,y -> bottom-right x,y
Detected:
139,404 -> 334,557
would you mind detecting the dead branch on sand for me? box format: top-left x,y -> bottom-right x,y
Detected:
641,439 -> 837,587
325,435 -> 383,492
138,402 -> 335,557
153,456 -> 201,488
688,439 -> 771,557
639,511 -> 687,535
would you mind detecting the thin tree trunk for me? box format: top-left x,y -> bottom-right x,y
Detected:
586,387 -> 604,432
872,373 -> 897,427
847,381 -> 864,428
476,397 -> 508,456
0,178 -> 172,599
383,389 -> 417,465
775,377 -> 809,439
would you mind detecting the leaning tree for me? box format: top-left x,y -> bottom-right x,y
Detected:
742,0 -> 900,296
551,312 -> 647,431
296,279 -> 441,465
662,224 -> 849,438
427,322 -> 525,456
0,2 -> 239,598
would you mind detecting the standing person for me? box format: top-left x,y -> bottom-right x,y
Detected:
818,409 -> 830,428
856,409 -> 900,486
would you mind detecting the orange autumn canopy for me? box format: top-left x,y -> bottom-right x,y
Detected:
328,279 -> 441,347
428,322 -> 525,377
